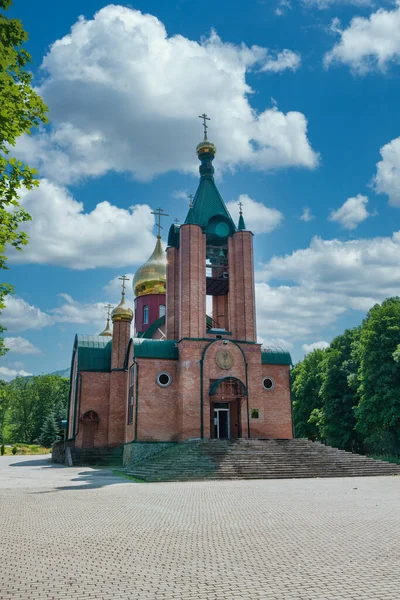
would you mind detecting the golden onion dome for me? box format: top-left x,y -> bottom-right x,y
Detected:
111,292 -> 133,323
99,317 -> 113,337
132,236 -> 166,298
196,139 -> 216,157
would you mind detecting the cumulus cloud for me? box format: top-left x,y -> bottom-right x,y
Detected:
329,194 -> 372,229
15,5 -> 316,185
255,232 -> 400,346
260,50 -> 301,73
300,207 -> 315,222
302,341 -> 330,354
2,297 -> 54,333
8,179 -> 156,269
374,136 -> 400,206
104,274 -> 136,300
325,3 -> 400,73
226,194 -> 284,234
0,366 -> 32,380
4,337 -> 42,355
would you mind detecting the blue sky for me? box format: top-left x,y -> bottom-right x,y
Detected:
2,0 -> 400,378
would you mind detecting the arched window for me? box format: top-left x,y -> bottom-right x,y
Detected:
159,304 -> 166,318
143,305 -> 149,325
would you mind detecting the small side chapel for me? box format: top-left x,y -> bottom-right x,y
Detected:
66,118 -> 293,451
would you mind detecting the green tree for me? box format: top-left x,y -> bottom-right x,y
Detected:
0,379 -> 10,444
291,349 -> 326,440
8,377 -> 37,443
8,375 -> 69,443
39,411 -> 60,447
0,0 -> 48,353
355,297 -> 400,456
319,328 -> 360,451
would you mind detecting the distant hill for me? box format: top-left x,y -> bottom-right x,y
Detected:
49,368 -> 70,379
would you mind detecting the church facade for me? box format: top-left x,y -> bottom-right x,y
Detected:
66,127 -> 293,452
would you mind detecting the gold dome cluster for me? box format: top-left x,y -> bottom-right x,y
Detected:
196,139 -> 216,157
132,236 -> 166,298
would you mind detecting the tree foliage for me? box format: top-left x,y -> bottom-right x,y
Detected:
355,298 -> 400,455
0,0 -> 48,353
39,411 -> 60,447
291,297 -> 400,458
319,328 -> 360,451
291,349 -> 325,440
3,374 -> 69,445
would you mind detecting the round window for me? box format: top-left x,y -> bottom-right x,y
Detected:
157,372 -> 172,387
262,376 -> 275,391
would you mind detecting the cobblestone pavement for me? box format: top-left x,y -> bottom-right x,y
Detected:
1,455 -> 399,600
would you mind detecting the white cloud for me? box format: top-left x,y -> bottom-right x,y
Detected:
329,194 -> 372,229
2,297 -> 54,333
8,179 -> 157,269
374,136 -> 400,206
302,341 -> 330,354
255,232 -> 400,346
304,0 -> 374,8
300,206 -> 315,222
275,0 -> 292,16
171,190 -> 190,201
226,194 -> 284,234
51,293 -> 121,330
4,337 -> 42,355
15,5 -> 316,185
0,366 -> 32,381
104,274 -> 136,300
325,2 -> 400,73
260,50 -> 301,73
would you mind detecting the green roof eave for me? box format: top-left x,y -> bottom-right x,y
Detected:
141,315 -> 165,339
261,350 -> 292,366
75,335 -> 112,372
132,338 -> 178,360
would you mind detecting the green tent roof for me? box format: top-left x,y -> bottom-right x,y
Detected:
75,335 -> 112,372
132,338 -> 178,360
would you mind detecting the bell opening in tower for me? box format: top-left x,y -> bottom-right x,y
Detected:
205,242 -> 229,331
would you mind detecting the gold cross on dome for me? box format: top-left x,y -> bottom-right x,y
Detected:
118,275 -> 130,295
198,113 -> 210,140
238,200 -> 243,215
188,194 -> 194,208
104,303 -> 113,319
151,207 -> 169,238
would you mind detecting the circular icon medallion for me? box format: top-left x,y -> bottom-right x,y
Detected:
215,350 -> 234,370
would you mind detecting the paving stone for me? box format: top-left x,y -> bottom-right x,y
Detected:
0,455 -> 399,599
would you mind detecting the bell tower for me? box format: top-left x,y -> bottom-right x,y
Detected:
166,115 -> 256,343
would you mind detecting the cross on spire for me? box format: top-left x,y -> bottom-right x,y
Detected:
174,218 -> 180,225
238,200 -> 243,215
151,207 -> 169,238
118,275 -> 130,297
188,194 -> 194,208
104,303 -> 113,320
198,113 -> 210,140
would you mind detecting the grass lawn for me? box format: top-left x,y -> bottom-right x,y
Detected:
1,444 -> 51,456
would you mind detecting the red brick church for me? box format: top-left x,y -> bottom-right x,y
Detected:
65,120 -> 293,454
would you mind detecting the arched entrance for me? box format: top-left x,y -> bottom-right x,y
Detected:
81,410 -> 99,448
209,377 -> 247,439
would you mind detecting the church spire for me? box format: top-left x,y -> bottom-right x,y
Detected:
238,200 -> 246,231
184,114 -> 236,235
99,303 -> 113,337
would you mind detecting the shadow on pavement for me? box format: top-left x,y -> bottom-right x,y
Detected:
10,458 -> 59,468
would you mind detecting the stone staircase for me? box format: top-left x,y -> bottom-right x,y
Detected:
124,439 -> 400,481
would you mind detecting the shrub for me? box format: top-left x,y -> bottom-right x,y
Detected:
0,444 -> 4,456
11,446 -> 17,455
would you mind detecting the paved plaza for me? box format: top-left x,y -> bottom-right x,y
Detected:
1,455 -> 399,600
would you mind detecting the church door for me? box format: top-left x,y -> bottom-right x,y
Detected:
81,411 -> 99,449
210,378 -> 244,439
